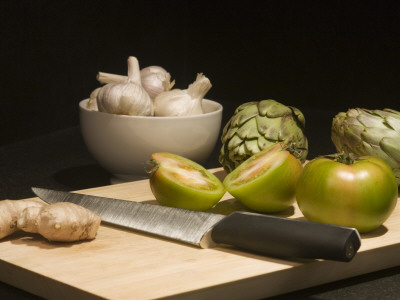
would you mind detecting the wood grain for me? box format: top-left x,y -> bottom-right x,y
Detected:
0,168 -> 399,299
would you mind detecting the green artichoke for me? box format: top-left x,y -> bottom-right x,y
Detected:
219,99 -> 308,173
331,108 -> 400,181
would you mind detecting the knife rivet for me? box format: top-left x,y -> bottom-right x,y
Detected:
345,243 -> 355,259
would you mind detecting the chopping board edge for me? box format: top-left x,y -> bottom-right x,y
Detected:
0,259 -> 105,300
157,242 -> 400,300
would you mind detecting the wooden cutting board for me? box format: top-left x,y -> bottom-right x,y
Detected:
1,168 -> 400,300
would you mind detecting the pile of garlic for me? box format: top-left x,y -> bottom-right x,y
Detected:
87,56 -> 212,117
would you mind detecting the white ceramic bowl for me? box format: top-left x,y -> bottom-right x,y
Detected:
79,99 -> 223,182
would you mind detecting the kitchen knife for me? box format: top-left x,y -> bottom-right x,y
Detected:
32,187 -> 361,262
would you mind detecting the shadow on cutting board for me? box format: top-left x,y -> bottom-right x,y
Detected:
53,164 -> 111,190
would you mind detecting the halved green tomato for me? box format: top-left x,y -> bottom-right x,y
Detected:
223,143 -> 303,213
148,152 -> 226,211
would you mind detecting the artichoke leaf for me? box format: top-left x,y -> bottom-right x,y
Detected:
256,115 -> 280,140
235,101 -> 257,113
336,113 -> 361,126
361,127 -> 398,145
258,135 -> 273,149
289,106 -> 306,129
384,108 -> 400,117
227,134 -> 244,151
385,116 -> 400,134
360,142 -> 382,157
223,124 -> 239,142
357,111 -> 386,128
332,124 -> 364,154
227,146 -> 238,163
235,118 -> 260,139
231,105 -> 258,127
346,108 -> 361,118
258,100 -> 292,118
380,136 -> 400,164
244,139 -> 260,154
236,143 -> 247,157
279,118 -> 303,143
340,124 -> 365,145
374,109 -> 400,121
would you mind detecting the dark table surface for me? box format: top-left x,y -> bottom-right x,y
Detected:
1,115 -> 400,299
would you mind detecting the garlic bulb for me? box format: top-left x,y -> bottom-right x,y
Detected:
97,66 -> 175,100
153,73 -> 211,117
96,57 -> 154,116
86,87 -> 100,110
140,66 -> 175,99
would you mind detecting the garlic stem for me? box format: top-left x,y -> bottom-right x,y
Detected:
127,56 -> 141,84
97,72 -> 127,84
187,73 -> 212,99
96,57 -> 142,85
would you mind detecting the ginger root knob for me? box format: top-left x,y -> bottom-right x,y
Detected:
19,202 -> 101,242
0,199 -> 46,239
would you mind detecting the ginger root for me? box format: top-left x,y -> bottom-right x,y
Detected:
0,198 -> 101,243
0,199 -> 46,239
18,202 -> 101,242
16,206 -> 42,233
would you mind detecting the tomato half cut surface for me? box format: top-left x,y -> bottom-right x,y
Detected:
148,152 -> 225,211
223,143 -> 303,213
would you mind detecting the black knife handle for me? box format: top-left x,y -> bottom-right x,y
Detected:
210,212 -> 361,262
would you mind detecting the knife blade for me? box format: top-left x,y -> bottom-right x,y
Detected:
32,187 -> 361,262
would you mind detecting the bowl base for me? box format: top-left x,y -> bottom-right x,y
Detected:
110,174 -> 149,185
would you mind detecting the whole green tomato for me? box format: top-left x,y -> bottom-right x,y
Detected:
223,143 -> 303,213
296,154 -> 398,233
148,152 -> 225,211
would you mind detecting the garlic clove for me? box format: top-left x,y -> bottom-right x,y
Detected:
96,83 -> 122,114
87,87 -> 100,110
120,95 -> 154,116
140,66 -> 175,100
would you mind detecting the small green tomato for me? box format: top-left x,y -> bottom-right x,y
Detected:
148,152 -> 225,211
223,143 -> 303,213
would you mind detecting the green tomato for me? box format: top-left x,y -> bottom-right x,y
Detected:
223,143 -> 303,213
148,152 -> 225,211
296,155 -> 398,233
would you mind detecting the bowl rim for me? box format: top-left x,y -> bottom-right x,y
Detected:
79,98 -> 223,120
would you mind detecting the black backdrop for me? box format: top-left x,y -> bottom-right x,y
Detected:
1,0 -> 399,147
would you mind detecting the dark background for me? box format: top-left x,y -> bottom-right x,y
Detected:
1,0 -> 399,150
